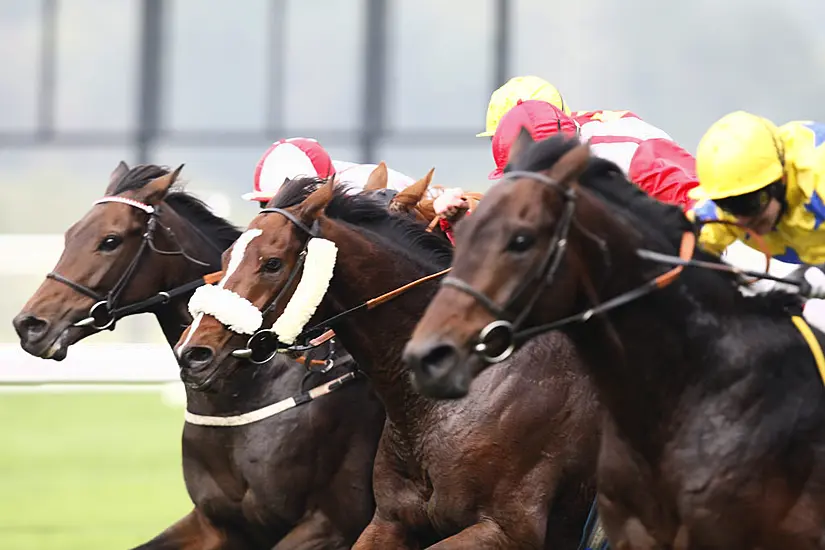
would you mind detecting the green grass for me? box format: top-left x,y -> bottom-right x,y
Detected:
0,390 -> 192,549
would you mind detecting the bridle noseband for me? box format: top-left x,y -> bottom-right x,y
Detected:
47,196 -> 213,331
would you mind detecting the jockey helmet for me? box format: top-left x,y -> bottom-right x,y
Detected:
243,137 -> 335,203
477,75 -> 571,138
690,111 -> 785,201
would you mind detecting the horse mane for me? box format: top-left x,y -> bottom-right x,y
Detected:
270,176 -> 453,269
513,136 -> 802,315
268,176 -> 327,209
113,164 -> 242,252
163,194 -> 242,252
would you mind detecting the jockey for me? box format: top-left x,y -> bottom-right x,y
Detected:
687,110 -> 825,298
243,137 -> 422,207
434,98 -> 699,243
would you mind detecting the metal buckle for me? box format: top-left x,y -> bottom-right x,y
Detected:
474,319 -> 515,363
74,300 -> 116,330
232,328 -> 281,364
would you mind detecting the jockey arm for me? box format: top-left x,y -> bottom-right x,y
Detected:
628,138 -> 701,211
687,200 -> 825,299
434,188 -> 471,245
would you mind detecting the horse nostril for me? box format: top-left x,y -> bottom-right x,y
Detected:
13,314 -> 50,342
181,346 -> 215,370
421,344 -> 459,377
405,342 -> 459,380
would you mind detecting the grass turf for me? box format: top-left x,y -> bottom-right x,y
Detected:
0,390 -> 192,549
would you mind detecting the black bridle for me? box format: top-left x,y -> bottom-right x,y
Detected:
47,196 -> 215,331
440,170 -> 577,362
441,170 -> 698,364
233,207 -> 321,364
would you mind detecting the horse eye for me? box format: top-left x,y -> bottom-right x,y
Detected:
507,232 -> 535,253
97,234 -> 122,252
262,258 -> 282,273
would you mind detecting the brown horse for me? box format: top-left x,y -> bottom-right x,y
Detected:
174,176 -> 600,549
12,163 -> 389,549
404,132 -> 825,549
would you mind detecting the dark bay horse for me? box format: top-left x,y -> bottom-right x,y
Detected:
404,132 -> 825,549
175,176 -> 600,549
12,162 -> 384,549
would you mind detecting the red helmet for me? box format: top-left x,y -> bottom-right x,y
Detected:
489,100 -> 580,179
243,137 -> 335,203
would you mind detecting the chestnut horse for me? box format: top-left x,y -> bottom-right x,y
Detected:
404,132 -> 825,549
175,176 -> 600,549
13,163 -> 426,549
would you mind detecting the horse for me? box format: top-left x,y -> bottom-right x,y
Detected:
174,176 -> 601,549
12,162 -> 389,550
403,131 -> 825,549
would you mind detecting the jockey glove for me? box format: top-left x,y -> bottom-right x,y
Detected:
803,266 -> 825,299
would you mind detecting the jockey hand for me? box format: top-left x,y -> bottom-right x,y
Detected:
803,266 -> 825,299
433,187 -> 469,222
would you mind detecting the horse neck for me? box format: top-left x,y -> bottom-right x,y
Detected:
561,206 -> 711,452
150,207 -> 225,348
320,219 -> 437,438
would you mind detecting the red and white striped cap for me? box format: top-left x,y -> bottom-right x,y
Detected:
243,137 -> 335,202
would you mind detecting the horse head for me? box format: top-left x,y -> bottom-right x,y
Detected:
13,162 -> 235,359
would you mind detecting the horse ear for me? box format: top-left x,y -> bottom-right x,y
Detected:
105,160 -> 130,195
363,162 -> 388,191
507,126 -> 535,169
390,167 -> 435,213
136,164 -> 184,205
300,174 -> 336,221
547,142 -> 591,186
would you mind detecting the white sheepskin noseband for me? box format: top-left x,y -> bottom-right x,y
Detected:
271,237 -> 338,344
186,228 -> 338,344
188,284 -> 263,335
187,229 -> 264,335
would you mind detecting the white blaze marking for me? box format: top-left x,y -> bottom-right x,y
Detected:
218,229 -> 263,289
177,229 -> 263,355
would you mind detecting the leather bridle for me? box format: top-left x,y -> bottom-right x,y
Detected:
47,196 -> 218,330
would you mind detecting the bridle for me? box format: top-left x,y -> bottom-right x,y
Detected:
235,207 -> 322,364
234,207 -> 451,364
47,196 -> 220,330
441,170 -> 696,363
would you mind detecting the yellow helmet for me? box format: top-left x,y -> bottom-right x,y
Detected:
477,75 -> 571,138
690,111 -> 785,201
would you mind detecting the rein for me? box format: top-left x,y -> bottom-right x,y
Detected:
48,196 -> 220,330
509,231 -> 694,346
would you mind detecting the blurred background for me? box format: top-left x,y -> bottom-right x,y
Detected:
1,0 -> 824,547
